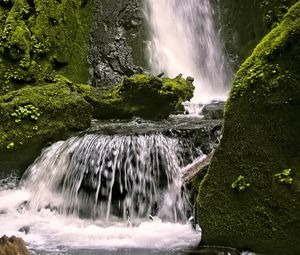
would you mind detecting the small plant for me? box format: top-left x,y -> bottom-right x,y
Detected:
11,104 -> 41,123
274,169 -> 293,185
6,142 -> 14,149
231,175 -> 251,192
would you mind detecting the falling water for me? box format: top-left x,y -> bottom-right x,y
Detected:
22,134 -> 189,222
0,134 -> 201,252
146,0 -> 231,105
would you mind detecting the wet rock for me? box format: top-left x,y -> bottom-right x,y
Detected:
0,235 -> 29,255
18,226 -> 30,235
89,0 -> 147,88
200,101 -> 225,120
186,245 -> 240,255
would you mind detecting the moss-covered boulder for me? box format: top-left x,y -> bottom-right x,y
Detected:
0,76 -> 92,173
77,74 -> 195,119
196,2 -> 300,254
0,0 -> 95,94
0,235 -> 29,255
219,0 -> 298,66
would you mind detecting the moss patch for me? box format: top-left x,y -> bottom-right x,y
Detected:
0,0 -> 95,95
76,74 -> 195,120
196,2 -> 300,255
0,76 -> 92,173
220,0 -> 298,64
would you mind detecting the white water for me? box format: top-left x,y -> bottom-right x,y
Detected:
146,0 -> 231,106
0,134 -> 201,252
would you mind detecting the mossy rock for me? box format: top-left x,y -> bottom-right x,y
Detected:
220,0 -> 298,66
77,74 -> 195,120
196,2 -> 300,255
0,0 -> 95,94
0,76 -> 92,174
0,235 -> 29,255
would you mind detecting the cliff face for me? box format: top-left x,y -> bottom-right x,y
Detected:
196,2 -> 300,254
218,0 -> 298,68
88,0 -> 147,88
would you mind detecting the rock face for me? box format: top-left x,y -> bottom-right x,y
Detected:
0,0 -> 95,95
196,2 -> 300,255
0,235 -> 29,255
89,0 -> 146,88
218,0 -> 298,68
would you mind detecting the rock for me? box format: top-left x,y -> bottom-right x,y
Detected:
0,235 -> 29,255
0,76 -> 92,173
196,2 -> 300,255
77,73 -> 195,120
0,0 -> 95,94
18,226 -> 30,235
186,245 -> 241,255
200,101 -> 225,120
218,0 -> 298,68
89,0 -> 146,87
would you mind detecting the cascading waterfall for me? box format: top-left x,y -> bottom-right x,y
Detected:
0,133 -> 201,251
22,134 -> 189,222
146,0 -> 231,105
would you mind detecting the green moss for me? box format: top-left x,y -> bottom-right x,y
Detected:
196,2 -> 300,254
220,0 -> 298,63
0,76 -> 92,172
231,175 -> 251,192
76,74 -> 195,120
0,0 -> 95,94
274,168 -> 294,185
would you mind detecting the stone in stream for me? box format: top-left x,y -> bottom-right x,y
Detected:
200,101 -> 225,120
0,235 -> 29,255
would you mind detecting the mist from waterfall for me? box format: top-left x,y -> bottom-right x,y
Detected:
146,0 -> 232,105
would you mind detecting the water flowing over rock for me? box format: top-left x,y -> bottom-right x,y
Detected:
22,134 -> 190,222
145,0 -> 232,104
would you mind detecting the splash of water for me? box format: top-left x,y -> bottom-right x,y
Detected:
146,0 -> 231,105
0,134 -> 201,251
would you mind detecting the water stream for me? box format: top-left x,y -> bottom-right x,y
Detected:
146,0 -> 232,107
0,133 -> 201,253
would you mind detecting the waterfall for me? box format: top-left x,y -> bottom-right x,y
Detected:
0,133 -> 201,251
146,0 -> 231,105
22,134 -> 189,223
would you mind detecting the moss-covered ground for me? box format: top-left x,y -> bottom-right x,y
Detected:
196,2 -> 300,254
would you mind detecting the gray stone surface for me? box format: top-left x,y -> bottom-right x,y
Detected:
88,0 -> 147,88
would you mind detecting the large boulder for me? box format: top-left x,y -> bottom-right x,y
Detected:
196,2 -> 300,255
0,235 -> 29,255
0,76 -> 92,174
77,74 -> 195,119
